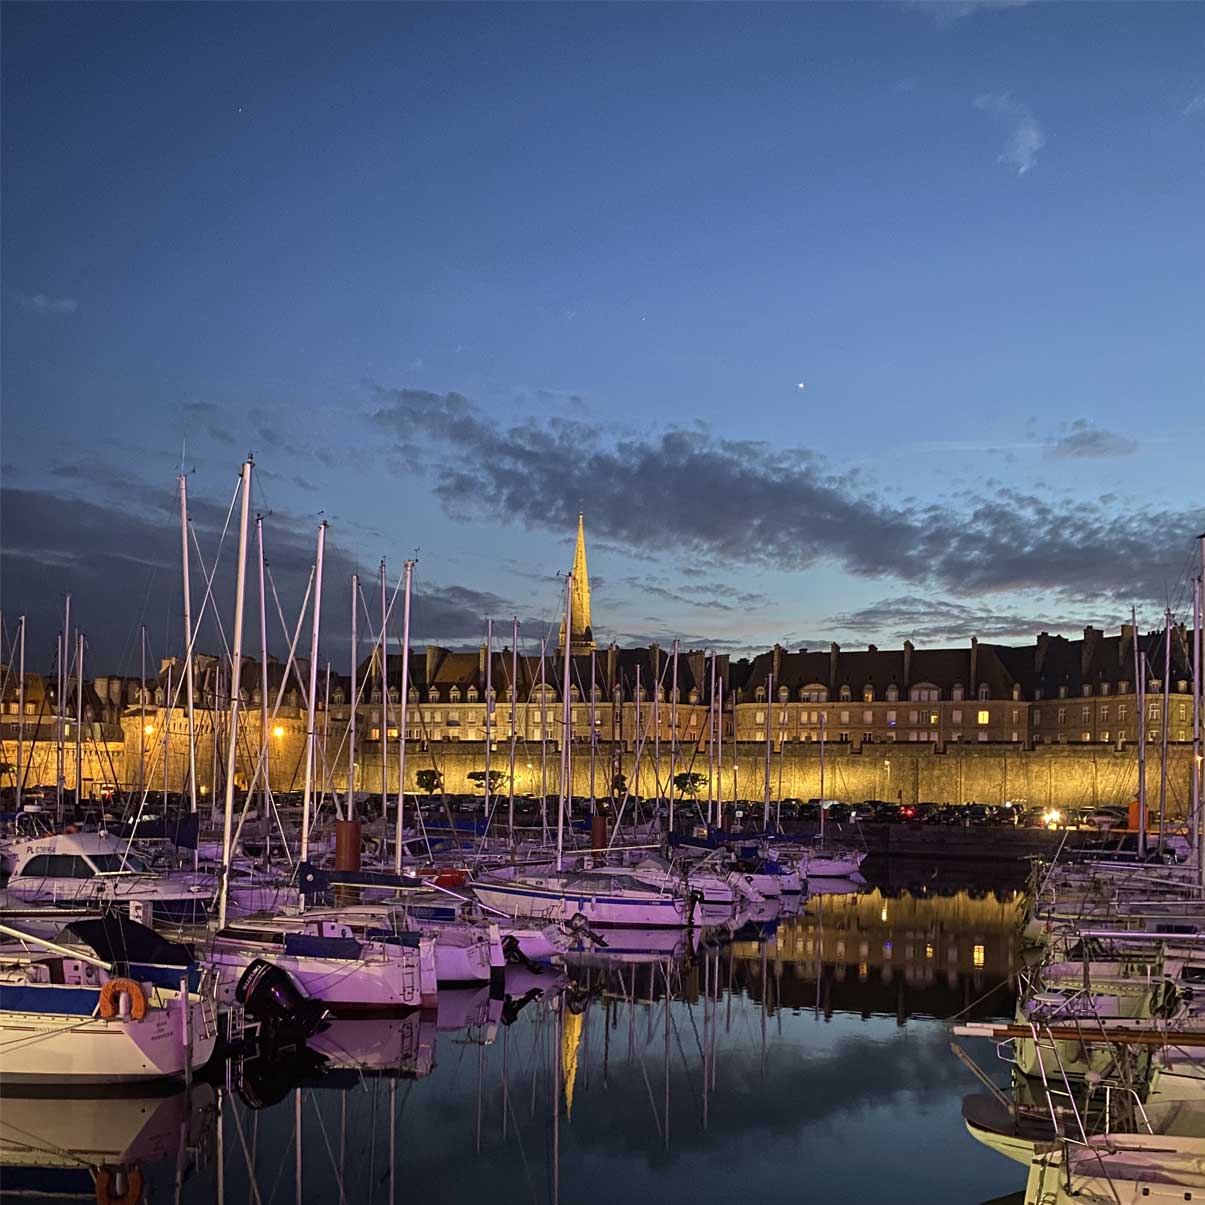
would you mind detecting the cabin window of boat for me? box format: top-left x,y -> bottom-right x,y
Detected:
88,852 -> 148,873
23,854 -> 95,878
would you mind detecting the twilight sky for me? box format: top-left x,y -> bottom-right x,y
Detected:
3,1 -> 1204,672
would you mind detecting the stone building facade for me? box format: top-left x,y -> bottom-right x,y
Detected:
2,518 -> 1200,811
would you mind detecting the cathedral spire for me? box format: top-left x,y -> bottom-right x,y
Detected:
560,511 -> 596,654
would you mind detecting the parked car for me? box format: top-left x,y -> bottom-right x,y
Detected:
1086,805 -> 1128,831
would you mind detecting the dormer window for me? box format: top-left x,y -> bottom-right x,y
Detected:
408,687 -> 419,703
1058,685 -> 1068,699
801,684 -> 828,703
886,684 -> 899,703
449,686 -> 461,703
1082,685 -> 1092,697
977,684 -> 989,701
952,684 -> 965,702
1117,681 -> 1128,695
1100,683 -> 1110,696
428,687 -> 440,703
778,686 -> 790,704
754,686 -> 766,704
862,686 -> 875,703
688,687 -> 700,704
466,686 -> 478,703
839,685 -> 851,702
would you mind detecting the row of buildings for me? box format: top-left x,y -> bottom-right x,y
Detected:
1,516 -> 1200,802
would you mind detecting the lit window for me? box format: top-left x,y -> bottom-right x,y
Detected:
924,944 -> 935,960
977,710 -> 989,725
973,944 -> 985,968
929,713 -> 938,725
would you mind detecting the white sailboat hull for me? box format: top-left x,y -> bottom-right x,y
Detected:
471,880 -> 694,928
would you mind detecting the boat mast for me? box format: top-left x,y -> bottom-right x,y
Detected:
589,647 -> 597,822
217,456 -> 254,929
634,663 -> 641,805
1159,607 -> 1172,854
393,559 -> 413,873
57,594 -> 69,823
763,673 -> 773,830
1195,535 -> 1205,877
508,616 -> 517,848
380,559 -> 389,824
819,712 -> 826,843
707,653 -> 716,825
163,662 -> 171,808
669,640 -> 679,832
1133,607 -> 1147,859
179,475 -> 198,831
301,522 -> 326,868
716,674 -> 724,829
15,616 -> 24,811
75,630 -> 84,809
347,573 -> 358,822
652,650 -> 660,809
540,637 -> 548,845
138,622 -> 146,802
557,574 -> 572,871
256,516 -> 272,830
484,617 -> 493,837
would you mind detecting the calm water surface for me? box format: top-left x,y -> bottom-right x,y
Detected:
1,882 -> 1030,1204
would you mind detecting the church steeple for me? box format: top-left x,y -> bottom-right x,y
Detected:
560,511 -> 596,654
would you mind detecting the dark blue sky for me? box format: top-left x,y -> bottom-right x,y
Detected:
3,2 -> 1203,670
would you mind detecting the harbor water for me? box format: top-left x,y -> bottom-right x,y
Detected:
0,876 -> 1030,1204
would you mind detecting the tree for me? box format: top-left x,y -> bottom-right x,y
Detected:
467,769 -> 505,793
416,768 -> 442,795
674,771 -> 707,799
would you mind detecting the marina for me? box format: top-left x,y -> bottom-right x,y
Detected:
4,3 -> 1205,1199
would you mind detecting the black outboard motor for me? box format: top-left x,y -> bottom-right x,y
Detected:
236,958 -> 328,1039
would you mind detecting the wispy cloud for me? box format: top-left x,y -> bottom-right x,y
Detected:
1183,92 -> 1205,118
16,291 -> 78,316
1043,419 -> 1138,461
905,0 -> 1030,29
974,91 -> 1045,175
828,595 -> 1099,643
370,387 -> 1200,611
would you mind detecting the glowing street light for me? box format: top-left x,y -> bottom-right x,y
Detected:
273,725 -> 285,738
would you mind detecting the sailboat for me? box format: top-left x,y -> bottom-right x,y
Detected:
0,915 -> 218,1083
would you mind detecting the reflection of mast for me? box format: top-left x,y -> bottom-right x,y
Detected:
663,960 -> 671,1152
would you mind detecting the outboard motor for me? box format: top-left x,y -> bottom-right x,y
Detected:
236,958 -> 328,1039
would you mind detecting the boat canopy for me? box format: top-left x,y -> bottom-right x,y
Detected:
60,915 -> 195,968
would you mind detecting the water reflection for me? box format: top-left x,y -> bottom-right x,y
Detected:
0,885 -> 1029,1205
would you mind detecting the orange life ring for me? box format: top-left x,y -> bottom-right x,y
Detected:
95,1167 -> 144,1203
97,977 -> 147,1021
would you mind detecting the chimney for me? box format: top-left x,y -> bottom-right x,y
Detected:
1035,632 -> 1051,675
478,641 -> 487,675
649,643 -> 660,682
1120,622 -> 1135,647
606,642 -> 618,694
868,643 -> 877,654
425,644 -> 440,686
829,642 -> 840,690
1081,625 -> 1101,678
970,636 -> 979,696
772,643 -> 783,683
903,640 -> 913,689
